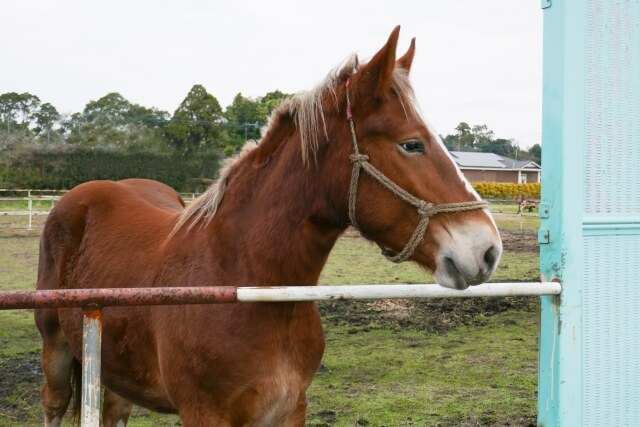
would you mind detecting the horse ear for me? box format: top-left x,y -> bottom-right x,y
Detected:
397,37 -> 416,72
359,26 -> 401,94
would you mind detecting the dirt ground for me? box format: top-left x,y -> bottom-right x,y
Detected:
500,229 -> 539,253
320,228 -> 540,334
0,230 -> 539,424
319,293 -> 537,335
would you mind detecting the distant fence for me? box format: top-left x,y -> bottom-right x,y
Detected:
0,190 -> 537,231
0,189 -> 198,229
0,189 -> 64,230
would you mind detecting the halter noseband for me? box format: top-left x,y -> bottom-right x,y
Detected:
345,79 -> 488,263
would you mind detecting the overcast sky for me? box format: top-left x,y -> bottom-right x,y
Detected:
0,0 -> 543,148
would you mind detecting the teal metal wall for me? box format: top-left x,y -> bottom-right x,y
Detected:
538,0 -> 640,425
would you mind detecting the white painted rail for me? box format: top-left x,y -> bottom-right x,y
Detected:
237,282 -> 561,301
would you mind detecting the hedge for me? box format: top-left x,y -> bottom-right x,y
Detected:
0,149 -> 221,192
471,182 -> 540,199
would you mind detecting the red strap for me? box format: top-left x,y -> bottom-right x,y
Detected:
345,79 -> 353,121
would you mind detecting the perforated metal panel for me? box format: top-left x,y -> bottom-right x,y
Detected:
583,233 -> 640,425
585,0 -> 640,215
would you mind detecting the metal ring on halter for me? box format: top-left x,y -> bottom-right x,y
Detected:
344,78 -> 488,263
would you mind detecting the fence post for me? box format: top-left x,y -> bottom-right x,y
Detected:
81,308 -> 102,427
27,191 -> 33,230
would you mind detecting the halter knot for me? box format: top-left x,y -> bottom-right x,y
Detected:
349,153 -> 369,164
417,201 -> 434,217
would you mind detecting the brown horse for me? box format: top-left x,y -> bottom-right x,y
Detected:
35,26 -> 502,426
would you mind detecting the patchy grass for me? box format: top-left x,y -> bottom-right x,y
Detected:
0,215 -> 47,235
0,199 -> 56,212
321,237 -> 539,285
492,212 -> 538,232
307,307 -> 539,426
0,233 -> 44,424
0,234 -> 40,291
320,237 -> 431,285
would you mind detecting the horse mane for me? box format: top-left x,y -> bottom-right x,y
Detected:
171,55 -> 420,235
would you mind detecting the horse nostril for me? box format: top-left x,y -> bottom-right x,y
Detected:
483,245 -> 498,270
444,256 -> 462,279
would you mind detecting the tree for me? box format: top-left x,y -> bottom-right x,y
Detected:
528,143 -> 541,165
471,124 -> 494,148
0,92 -> 41,132
260,90 -> 290,117
225,93 -> 262,143
444,122 -> 530,160
65,93 -> 169,149
478,138 -> 516,157
15,93 -> 41,126
164,85 -> 227,154
82,92 -> 167,127
441,133 -> 457,151
454,122 -> 474,151
224,90 -> 293,150
33,103 -> 61,142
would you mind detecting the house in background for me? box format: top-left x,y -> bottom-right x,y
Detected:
449,151 -> 541,183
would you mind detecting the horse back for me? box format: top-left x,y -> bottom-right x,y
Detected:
37,179 -> 184,292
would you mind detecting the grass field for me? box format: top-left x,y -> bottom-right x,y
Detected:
0,206 -> 540,426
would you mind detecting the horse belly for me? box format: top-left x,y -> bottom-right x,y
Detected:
100,308 -> 175,411
58,306 -> 175,412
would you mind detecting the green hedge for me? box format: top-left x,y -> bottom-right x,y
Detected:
0,149 -> 221,192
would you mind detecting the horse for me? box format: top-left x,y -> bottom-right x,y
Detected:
35,26 -> 502,427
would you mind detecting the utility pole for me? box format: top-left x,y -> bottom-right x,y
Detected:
241,122 -> 260,141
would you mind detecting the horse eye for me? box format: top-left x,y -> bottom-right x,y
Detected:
399,140 -> 425,154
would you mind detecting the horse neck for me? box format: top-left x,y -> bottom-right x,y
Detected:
206,131 -> 349,286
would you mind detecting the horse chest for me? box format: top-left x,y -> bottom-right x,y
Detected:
230,305 -> 325,425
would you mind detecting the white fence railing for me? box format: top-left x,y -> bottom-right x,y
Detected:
0,190 -> 198,229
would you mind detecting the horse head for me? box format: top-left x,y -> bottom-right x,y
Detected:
320,26 -> 503,289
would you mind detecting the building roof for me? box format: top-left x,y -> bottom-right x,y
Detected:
449,151 -> 540,170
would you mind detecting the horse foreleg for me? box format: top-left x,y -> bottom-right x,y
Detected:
102,388 -> 134,427
281,394 -> 309,427
179,409 -> 232,427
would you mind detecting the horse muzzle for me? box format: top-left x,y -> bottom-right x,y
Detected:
434,223 -> 502,290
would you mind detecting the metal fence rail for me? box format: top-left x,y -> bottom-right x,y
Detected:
0,282 -> 561,426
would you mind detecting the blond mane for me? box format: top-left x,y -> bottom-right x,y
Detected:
171,55 -> 420,235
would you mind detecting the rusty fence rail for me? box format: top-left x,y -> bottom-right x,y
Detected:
0,282 -> 561,426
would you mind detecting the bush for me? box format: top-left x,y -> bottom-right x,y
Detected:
472,182 -> 540,199
0,147 -> 221,192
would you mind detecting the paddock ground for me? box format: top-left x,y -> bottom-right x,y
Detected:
0,212 -> 540,426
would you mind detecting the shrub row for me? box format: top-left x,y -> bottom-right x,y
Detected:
0,149 -> 221,192
471,182 -> 540,199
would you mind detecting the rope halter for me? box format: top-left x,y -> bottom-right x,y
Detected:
345,79 -> 488,263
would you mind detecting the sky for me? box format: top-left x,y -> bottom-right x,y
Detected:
0,0 -> 543,148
